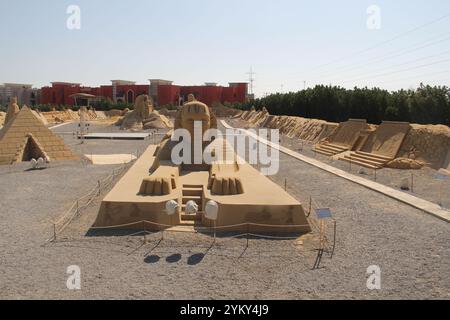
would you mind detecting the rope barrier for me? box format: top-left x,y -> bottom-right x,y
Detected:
247,233 -> 302,240
48,162 -> 132,242
89,220 -> 311,232
47,157 -> 336,260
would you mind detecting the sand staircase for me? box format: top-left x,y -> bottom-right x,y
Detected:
339,151 -> 393,169
179,184 -> 204,226
314,143 -> 348,156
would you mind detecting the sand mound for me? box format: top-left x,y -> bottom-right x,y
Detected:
105,109 -> 124,117
240,109 -> 338,143
40,108 -> 120,124
94,111 -> 108,120
143,112 -> 172,129
386,158 -> 426,170
397,124 -> 450,169
119,95 -> 172,130
41,109 -> 80,123
211,105 -> 242,118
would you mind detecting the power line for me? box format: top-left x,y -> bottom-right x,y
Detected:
378,68 -> 450,85
339,57 -> 450,84
306,32 -> 450,80
321,48 -> 450,83
296,12 -> 450,75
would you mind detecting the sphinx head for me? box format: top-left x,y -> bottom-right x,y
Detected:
178,95 -> 212,136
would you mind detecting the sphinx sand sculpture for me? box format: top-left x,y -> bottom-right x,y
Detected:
118,95 -> 172,130
94,95 -> 310,233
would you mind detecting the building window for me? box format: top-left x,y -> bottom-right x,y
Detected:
127,90 -> 134,104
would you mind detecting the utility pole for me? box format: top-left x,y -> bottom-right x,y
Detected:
247,67 -> 255,96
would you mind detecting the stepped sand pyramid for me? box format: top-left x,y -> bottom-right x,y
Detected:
0,106 -> 79,165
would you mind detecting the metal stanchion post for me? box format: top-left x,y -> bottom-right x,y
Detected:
308,196 -> 312,216
143,221 -> 146,244
246,224 -> 249,248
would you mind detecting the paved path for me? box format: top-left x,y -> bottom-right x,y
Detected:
221,120 -> 450,223
49,121 -> 74,129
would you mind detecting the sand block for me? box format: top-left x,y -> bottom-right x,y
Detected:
362,121 -> 411,159
314,119 -> 369,156
85,154 -> 137,165
327,119 -> 369,147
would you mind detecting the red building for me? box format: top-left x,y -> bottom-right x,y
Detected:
40,80 -> 248,107
152,80 -> 248,107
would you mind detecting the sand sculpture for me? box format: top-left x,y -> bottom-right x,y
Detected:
339,121 -> 411,169
94,95 -> 310,233
0,112 -> 5,127
396,124 -> 450,169
239,109 -> 338,143
314,119 -> 371,156
239,108 -> 450,170
118,95 -> 172,130
4,97 -> 20,126
0,106 -> 79,165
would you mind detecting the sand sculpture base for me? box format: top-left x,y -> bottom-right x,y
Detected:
94,145 -> 311,234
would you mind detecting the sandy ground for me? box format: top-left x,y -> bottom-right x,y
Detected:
0,120 -> 449,299
85,154 -> 137,165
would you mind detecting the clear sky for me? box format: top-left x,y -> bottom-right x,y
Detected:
1,0 -> 450,97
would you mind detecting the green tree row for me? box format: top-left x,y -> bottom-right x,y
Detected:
235,84 -> 450,126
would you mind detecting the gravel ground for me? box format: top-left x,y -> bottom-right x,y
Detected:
0,121 -> 448,299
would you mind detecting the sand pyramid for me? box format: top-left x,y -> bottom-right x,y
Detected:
0,106 -> 79,165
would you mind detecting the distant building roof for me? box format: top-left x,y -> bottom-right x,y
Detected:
51,82 -> 81,86
111,80 -> 136,85
149,79 -> 173,85
3,83 -> 33,88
